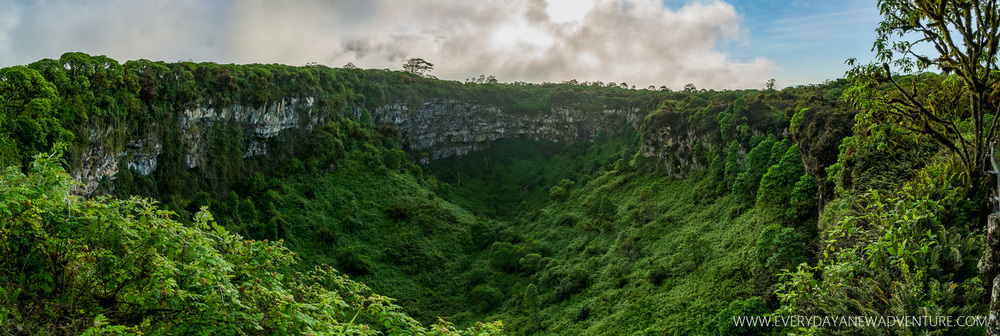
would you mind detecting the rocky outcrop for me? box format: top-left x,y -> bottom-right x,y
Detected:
71,96 -> 655,196
641,122 -> 714,177
73,125 -> 162,196
72,97 -> 319,196
178,97 -> 319,169
367,100 -> 647,163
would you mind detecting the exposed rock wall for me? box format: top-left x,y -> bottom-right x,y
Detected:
178,97 -> 319,169
366,100 -> 647,163
641,124 -> 714,177
72,97 -> 319,196
71,96 -> 660,196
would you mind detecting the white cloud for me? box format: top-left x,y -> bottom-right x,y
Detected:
0,0 -> 774,89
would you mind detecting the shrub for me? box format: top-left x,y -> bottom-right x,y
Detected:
646,266 -> 669,286
574,306 -> 591,321
754,223 -> 806,288
555,213 -> 579,226
776,184 -> 983,332
549,185 -> 568,201
0,152 -> 507,335
707,297 -> 769,336
519,253 -> 546,273
756,145 -> 815,223
558,178 -> 575,191
470,285 -> 505,312
317,226 -> 339,244
588,195 -> 617,220
335,245 -> 375,275
553,267 -> 591,301
490,241 -> 526,272
733,136 -> 775,199
387,204 -> 410,221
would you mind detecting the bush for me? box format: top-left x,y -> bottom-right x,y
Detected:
707,297 -> 770,336
519,253 -> 546,273
647,266 -> 669,286
588,195 -> 617,220
335,245 -> 375,275
555,213 -> 579,226
490,241 -> 526,272
470,285 -> 505,312
549,185 -> 568,202
756,145 -> 815,223
757,223 -> 806,278
775,183 -> 984,331
559,178 -> 575,191
574,306 -> 591,321
0,153 -> 506,335
733,136 -> 775,200
387,204 -> 410,221
553,267 -> 591,301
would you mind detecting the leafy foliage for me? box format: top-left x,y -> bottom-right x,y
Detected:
0,152 -> 505,335
0,66 -> 72,168
4,50 -> 980,336
776,163 -> 984,335
846,0 -> 1000,195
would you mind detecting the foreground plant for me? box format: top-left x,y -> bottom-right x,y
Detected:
0,152 -> 505,335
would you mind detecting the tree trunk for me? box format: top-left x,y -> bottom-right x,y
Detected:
982,214 -> 1000,335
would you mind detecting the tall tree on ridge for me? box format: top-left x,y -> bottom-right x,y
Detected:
402,58 -> 434,76
845,0 -> 1000,197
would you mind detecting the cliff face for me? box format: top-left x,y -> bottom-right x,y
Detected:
640,121 -> 714,177
73,91 -> 754,196
74,125 -> 160,196
72,97 -> 321,196
177,97 -> 320,169
77,90 -> 739,196
70,96 -> 654,196
367,100 -> 647,163
637,100 -> 788,178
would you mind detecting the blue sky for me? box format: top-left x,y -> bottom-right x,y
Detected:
0,0 -> 885,89
722,0 -> 883,85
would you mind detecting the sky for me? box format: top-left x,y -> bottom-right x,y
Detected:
0,0 -> 882,89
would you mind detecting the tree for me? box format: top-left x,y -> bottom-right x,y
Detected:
733,137 -> 776,200
588,195 -> 617,221
402,58 -> 434,76
756,145 -> 816,223
549,186 -> 568,202
844,2 -> 1000,331
845,0 -> 1000,196
683,83 -> 697,93
765,78 -> 776,91
0,66 -> 58,117
723,140 -> 742,188
0,66 -> 71,168
0,152 -> 507,335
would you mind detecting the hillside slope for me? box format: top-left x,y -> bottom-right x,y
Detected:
2,53 -> 987,335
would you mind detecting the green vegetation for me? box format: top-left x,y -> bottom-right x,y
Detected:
418,83 -> 852,334
0,39 -> 995,335
0,152 -> 502,335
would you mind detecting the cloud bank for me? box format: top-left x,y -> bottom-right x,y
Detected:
0,0 -> 775,89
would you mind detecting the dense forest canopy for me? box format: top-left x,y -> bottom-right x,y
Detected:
2,2 -> 1000,333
